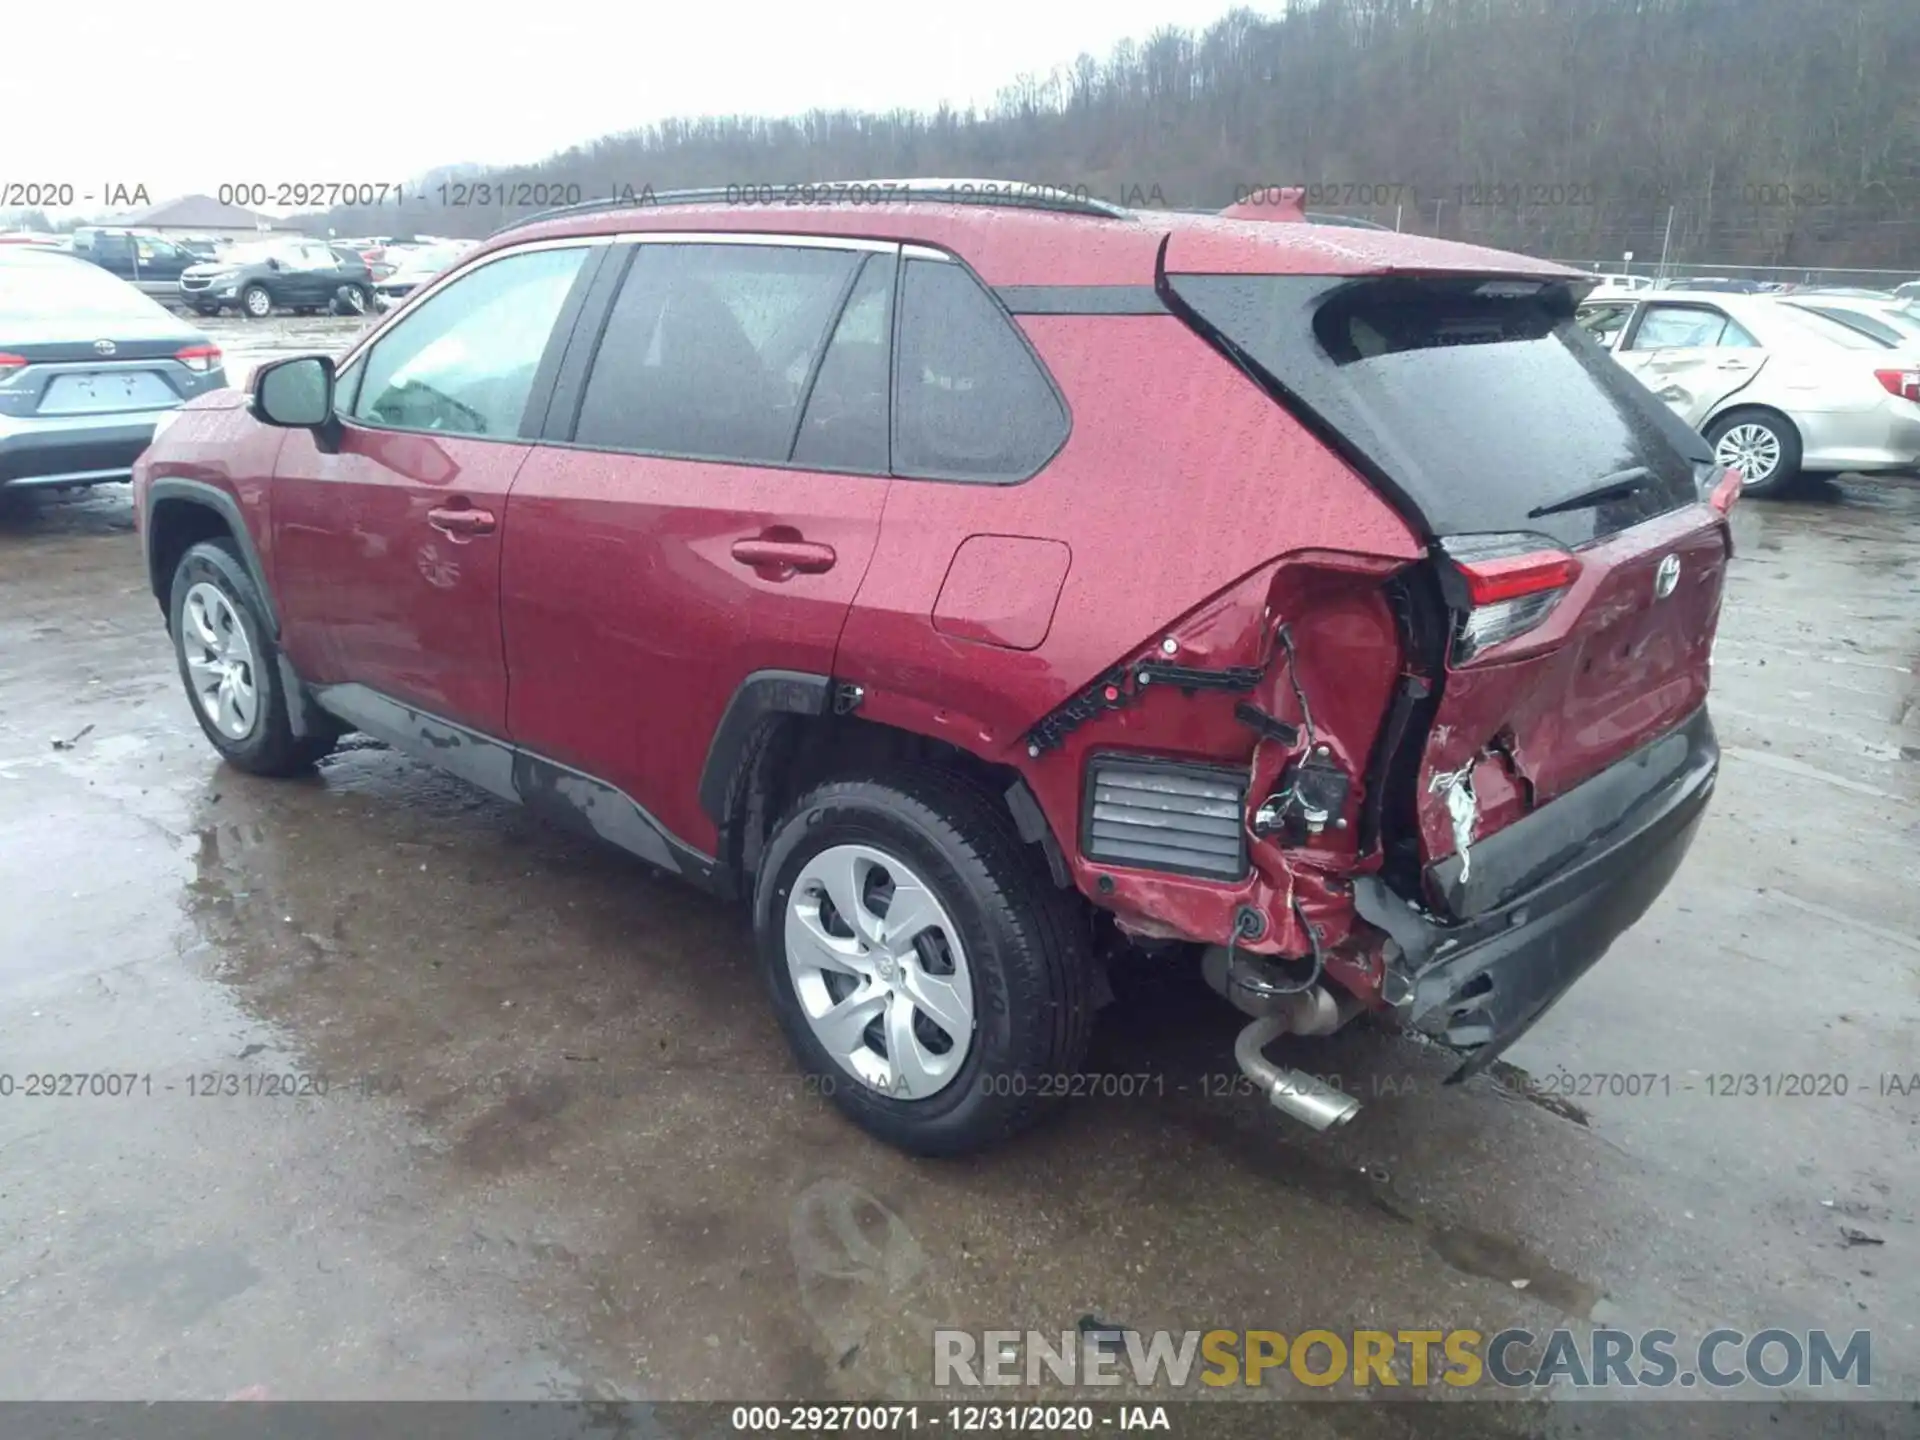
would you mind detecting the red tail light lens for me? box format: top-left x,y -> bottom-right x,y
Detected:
176,344 -> 222,374
1441,533 -> 1582,663
1873,368 -> 1920,403
0,352 -> 26,378
1708,466 -> 1742,515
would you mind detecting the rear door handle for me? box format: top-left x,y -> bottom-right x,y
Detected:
427,504 -> 496,539
730,536 -> 837,574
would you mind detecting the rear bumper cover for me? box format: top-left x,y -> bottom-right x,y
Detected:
0,411 -> 166,485
1355,706 -> 1718,1078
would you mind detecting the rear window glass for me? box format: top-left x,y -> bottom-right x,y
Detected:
0,255 -> 167,321
1168,274 -> 1713,547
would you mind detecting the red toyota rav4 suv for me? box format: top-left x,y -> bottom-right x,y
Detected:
134,182 -> 1735,1155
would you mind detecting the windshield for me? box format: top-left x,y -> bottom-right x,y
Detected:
0,255 -> 172,321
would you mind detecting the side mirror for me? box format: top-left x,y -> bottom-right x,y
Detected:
251,355 -> 336,429
266,256 -> 282,271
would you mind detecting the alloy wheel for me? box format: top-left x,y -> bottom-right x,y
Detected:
1715,423 -> 1782,486
785,844 -> 975,1098
180,581 -> 259,739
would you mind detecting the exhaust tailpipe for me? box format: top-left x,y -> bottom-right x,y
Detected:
1233,1012 -> 1362,1131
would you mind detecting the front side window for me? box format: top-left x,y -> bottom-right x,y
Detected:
1577,303 -> 1632,346
351,245 -> 586,438
892,258 -> 1067,482
573,241 -> 861,464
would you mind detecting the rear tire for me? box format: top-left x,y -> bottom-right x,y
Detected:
169,538 -> 339,776
1706,407 -> 1802,498
753,766 -> 1095,1156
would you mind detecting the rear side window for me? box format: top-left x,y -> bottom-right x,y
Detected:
1795,303 -> 1902,347
574,242 -> 861,465
1169,273 -> 1712,548
352,245 -> 586,438
893,258 -> 1067,483
791,252 -> 895,472
1629,305 -> 1746,350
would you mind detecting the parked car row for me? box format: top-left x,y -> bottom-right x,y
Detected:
0,247 -> 226,493
1589,274 -> 1920,301
2,227 -> 479,321
1578,289 -> 1920,495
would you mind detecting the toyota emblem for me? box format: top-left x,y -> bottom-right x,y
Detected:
93,339 -> 116,355
1654,554 -> 1682,599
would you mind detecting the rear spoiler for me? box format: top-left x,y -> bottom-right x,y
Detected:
1212,188 -> 1394,231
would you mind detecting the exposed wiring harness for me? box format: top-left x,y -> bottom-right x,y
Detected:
1226,621 -> 1328,998
1274,622 -> 1316,753
1223,897 -> 1326,999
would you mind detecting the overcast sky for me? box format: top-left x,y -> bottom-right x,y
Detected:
3,0 -> 1254,215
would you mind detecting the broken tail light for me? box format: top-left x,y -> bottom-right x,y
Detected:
1707,466 -> 1742,516
1872,368 -> 1920,404
175,344 -> 222,374
1439,533 -> 1581,664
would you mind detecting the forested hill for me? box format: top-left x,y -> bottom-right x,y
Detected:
315,0 -> 1920,268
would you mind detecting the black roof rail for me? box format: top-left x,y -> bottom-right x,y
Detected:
487,178 -> 1135,239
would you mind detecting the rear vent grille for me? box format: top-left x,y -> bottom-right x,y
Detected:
1082,757 -> 1249,881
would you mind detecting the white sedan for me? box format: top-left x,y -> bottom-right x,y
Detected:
1577,291 -> 1920,496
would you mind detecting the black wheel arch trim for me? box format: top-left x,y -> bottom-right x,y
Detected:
698,669 -> 833,825
144,477 -> 279,638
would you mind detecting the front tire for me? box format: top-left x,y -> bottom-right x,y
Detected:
240,284 -> 274,320
169,538 -> 338,776
1707,407 -> 1803,498
753,767 -> 1095,1156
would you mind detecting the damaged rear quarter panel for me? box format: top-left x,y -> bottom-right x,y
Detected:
838,313 -> 1421,955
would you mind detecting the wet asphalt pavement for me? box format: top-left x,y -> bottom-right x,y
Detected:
1,328 -> 1916,1423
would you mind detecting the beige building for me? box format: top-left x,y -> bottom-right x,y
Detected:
112,194 -> 300,239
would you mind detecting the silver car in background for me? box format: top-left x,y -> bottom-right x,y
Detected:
0,248 -> 229,493
1578,289 -> 1920,496
372,240 -> 478,311
1781,295 -> 1920,351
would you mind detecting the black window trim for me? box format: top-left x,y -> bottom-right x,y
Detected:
331,237 -> 607,450
506,230 -> 1074,486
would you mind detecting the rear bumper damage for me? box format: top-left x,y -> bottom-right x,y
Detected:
1355,706 -> 1718,1079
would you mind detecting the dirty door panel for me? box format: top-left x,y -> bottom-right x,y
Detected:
271,243 -> 593,734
